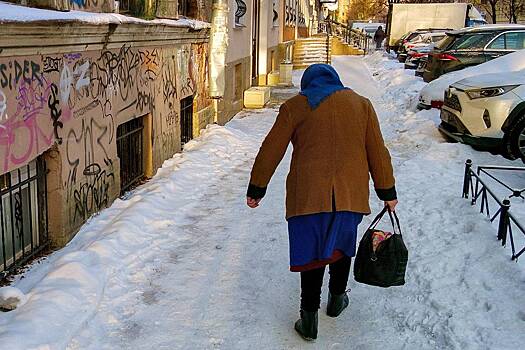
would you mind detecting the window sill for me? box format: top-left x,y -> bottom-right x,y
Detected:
234,23 -> 246,29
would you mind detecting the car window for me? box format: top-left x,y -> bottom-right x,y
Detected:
406,32 -> 421,41
450,33 -> 495,50
431,35 -> 445,42
436,35 -> 456,50
488,35 -> 505,49
411,34 -> 425,43
504,32 -> 525,50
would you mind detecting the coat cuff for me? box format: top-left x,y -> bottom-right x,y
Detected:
247,184 -> 267,200
375,186 -> 397,201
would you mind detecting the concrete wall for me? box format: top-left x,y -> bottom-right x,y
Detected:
216,56 -> 251,125
0,25 -> 210,246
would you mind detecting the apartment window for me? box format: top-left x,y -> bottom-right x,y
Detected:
1,158 -> 48,278
273,0 -> 279,26
117,117 -> 145,194
235,0 -> 247,26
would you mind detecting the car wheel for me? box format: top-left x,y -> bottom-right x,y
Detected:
503,114 -> 525,160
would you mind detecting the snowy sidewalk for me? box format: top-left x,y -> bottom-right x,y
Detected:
1,55 -> 525,350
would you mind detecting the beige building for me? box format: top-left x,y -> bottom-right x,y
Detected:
217,0 -> 281,123
219,0 -> 304,123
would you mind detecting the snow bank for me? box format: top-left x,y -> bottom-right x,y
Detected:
0,119 -> 271,349
0,287 -> 27,310
0,2 -> 210,29
419,49 -> 525,104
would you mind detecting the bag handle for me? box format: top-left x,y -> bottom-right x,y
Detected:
368,207 -> 402,236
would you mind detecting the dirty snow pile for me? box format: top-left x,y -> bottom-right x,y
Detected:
0,1 -> 211,29
0,54 -> 524,350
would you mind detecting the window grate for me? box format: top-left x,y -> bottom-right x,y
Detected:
180,96 -> 194,147
1,158 -> 48,279
117,117 -> 145,195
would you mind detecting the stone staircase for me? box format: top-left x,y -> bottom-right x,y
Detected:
293,34 -> 332,69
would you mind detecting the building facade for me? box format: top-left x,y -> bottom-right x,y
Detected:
0,0 -> 212,275
0,0 -> 324,278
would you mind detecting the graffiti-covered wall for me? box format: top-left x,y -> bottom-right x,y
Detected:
69,0 -> 114,12
0,40 -> 210,241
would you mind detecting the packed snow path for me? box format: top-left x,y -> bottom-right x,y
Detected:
2,55 -> 525,350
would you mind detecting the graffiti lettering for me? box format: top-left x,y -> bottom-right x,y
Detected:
0,90 -> 6,121
136,91 -> 154,113
74,61 -> 90,91
48,83 -> 63,144
42,57 -> 62,73
0,60 -> 42,89
139,49 -> 160,80
72,164 -> 114,223
165,111 -> 178,128
90,46 -> 140,102
60,64 -> 73,104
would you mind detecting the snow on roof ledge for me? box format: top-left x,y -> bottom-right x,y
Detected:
0,2 -> 211,30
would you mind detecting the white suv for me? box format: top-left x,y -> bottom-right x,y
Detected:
439,71 -> 525,159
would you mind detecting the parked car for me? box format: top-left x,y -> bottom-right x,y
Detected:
405,45 -> 434,69
398,32 -> 447,63
392,28 -> 451,53
419,49 -> 525,110
423,24 -> 525,82
439,71 -> 525,159
415,57 -> 428,77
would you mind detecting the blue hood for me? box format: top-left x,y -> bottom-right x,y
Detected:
300,64 -> 348,109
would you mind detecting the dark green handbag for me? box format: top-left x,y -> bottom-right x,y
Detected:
354,207 -> 408,287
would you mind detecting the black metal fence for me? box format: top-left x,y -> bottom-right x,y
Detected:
117,117 -> 145,195
180,96 -> 194,147
462,159 -> 525,260
1,158 -> 48,278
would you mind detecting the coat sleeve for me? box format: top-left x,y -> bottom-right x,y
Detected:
365,100 -> 397,201
247,103 -> 294,199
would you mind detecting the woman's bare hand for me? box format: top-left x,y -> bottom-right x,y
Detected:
384,199 -> 398,212
247,197 -> 262,208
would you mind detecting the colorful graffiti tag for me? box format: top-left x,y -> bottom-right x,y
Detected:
0,43 -> 209,228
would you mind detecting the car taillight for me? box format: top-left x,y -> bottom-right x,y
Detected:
412,52 -> 426,58
431,100 -> 444,109
436,53 -> 458,61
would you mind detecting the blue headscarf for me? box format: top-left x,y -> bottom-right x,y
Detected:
300,64 -> 348,110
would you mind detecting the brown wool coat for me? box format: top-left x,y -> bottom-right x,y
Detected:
249,89 -> 396,219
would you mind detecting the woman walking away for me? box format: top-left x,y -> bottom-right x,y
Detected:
374,26 -> 386,49
246,64 -> 398,341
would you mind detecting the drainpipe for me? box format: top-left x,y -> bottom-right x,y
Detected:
209,0 -> 229,100
209,0 -> 229,123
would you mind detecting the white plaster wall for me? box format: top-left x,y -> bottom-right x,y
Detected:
267,0 -> 280,49
226,0 -> 253,64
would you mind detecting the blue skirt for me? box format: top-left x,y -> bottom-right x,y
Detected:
287,211 -> 363,272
